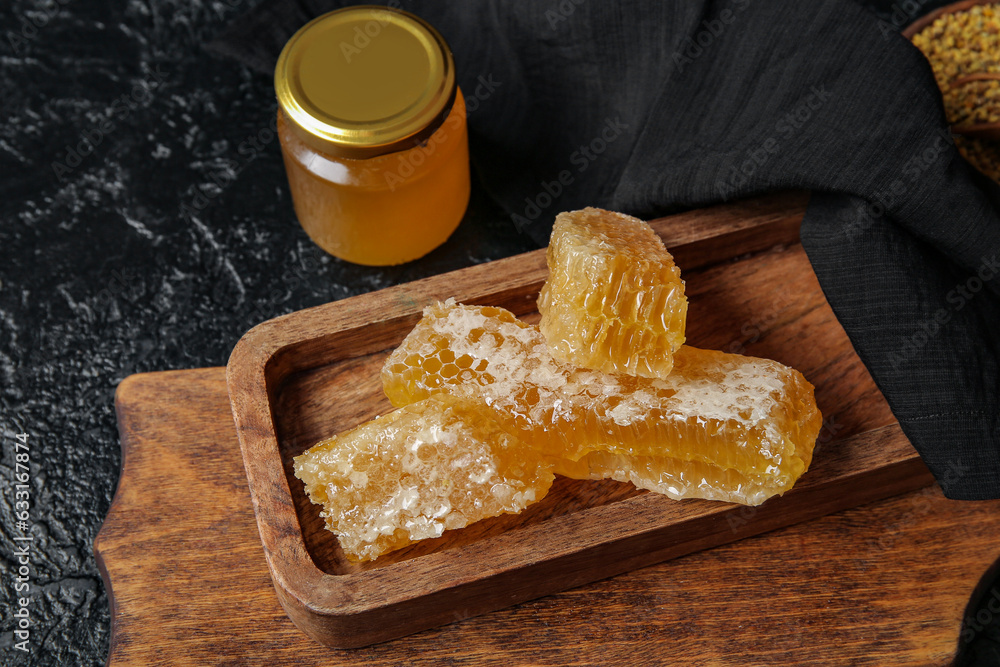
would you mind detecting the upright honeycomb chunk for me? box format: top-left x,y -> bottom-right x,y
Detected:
382,301 -> 821,505
293,393 -> 554,562
538,207 -> 687,378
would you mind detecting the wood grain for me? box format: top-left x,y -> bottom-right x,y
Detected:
95,367 -> 1000,666
222,191 -> 939,647
273,242 -> 898,577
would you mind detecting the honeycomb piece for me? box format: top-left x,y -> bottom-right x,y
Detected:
538,207 -> 687,378
555,450 -> 795,506
293,393 -> 554,562
382,301 -> 821,505
382,299 -> 668,463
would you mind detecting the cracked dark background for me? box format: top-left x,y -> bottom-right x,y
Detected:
0,1 -> 537,664
0,0 -> 959,665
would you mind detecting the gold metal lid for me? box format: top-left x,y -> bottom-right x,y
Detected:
275,5 -> 457,159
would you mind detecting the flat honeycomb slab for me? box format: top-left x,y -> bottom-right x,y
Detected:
382,301 -> 820,506
294,394 -> 553,562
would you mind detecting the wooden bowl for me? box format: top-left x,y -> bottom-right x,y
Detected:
901,0 -> 996,38
903,0 -> 1000,139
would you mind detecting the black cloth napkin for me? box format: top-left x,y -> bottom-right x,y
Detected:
210,0 -> 1000,499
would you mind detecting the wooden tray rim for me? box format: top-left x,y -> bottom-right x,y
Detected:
224,192 -> 931,645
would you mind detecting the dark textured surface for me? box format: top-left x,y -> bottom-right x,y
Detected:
215,0 -> 1000,498
0,0 -> 984,666
0,1 -> 534,665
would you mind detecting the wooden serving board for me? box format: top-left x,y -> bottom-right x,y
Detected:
223,192 -> 941,648
96,368 -> 1000,665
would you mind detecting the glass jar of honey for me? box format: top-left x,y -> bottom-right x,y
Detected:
275,6 -> 470,266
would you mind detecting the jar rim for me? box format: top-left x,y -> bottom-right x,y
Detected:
275,5 -> 457,159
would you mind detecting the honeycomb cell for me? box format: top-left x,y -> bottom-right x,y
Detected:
382,300 -> 821,505
538,208 -> 688,378
293,393 -> 554,562
556,449 -> 792,506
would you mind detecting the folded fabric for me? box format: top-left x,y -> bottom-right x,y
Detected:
209,0 -> 1000,499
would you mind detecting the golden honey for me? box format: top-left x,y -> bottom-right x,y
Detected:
293,393 -> 553,562
382,301 -> 821,505
297,197 -> 825,559
275,7 -> 470,265
538,208 -> 687,378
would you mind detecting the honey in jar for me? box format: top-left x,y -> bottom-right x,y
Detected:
275,6 -> 470,266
